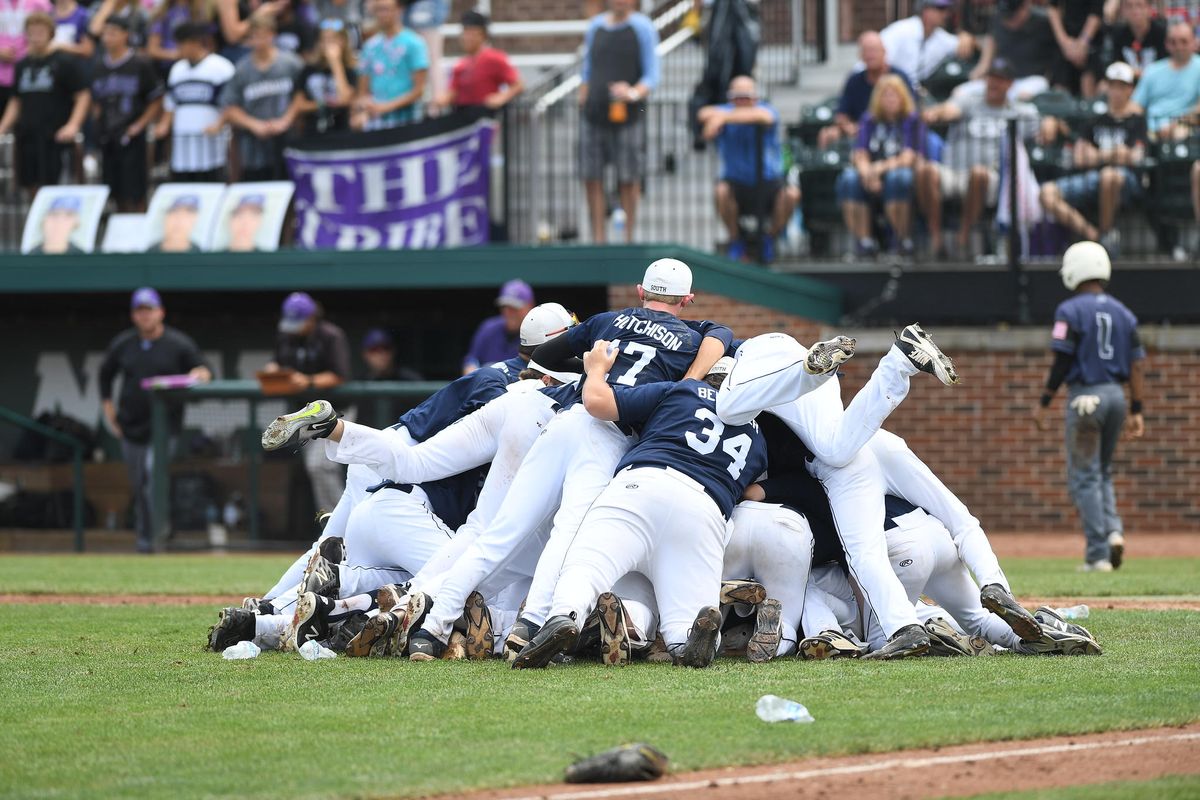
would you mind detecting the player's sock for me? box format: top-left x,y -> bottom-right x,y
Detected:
333,593 -> 376,617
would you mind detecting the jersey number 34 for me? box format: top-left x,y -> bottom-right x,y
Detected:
685,408 -> 752,479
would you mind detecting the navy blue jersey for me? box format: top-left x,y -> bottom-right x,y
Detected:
565,308 -> 733,387
540,380 -> 583,408
613,379 -> 767,518
395,356 -> 525,441
1051,292 -> 1145,386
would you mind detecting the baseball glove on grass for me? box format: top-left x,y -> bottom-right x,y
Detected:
564,743 -> 669,783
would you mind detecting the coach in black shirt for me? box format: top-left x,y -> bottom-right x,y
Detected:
99,287 -> 211,552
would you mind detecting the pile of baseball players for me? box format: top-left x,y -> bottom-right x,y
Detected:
206,256 -> 1103,666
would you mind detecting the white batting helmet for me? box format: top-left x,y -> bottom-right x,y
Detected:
1060,241 -> 1111,291
520,302 -> 576,348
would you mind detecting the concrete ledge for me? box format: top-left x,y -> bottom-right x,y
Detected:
819,325 -> 1200,352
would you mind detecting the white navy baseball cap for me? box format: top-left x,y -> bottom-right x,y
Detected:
641,258 -> 693,296
706,356 -> 736,378
520,302 -> 576,347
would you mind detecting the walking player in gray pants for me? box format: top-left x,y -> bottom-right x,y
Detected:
1034,242 -> 1146,571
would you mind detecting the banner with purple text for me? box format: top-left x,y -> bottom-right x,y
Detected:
285,109 -> 495,250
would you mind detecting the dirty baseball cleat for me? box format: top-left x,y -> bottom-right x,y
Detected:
241,597 -> 273,615
719,579 -> 766,607
799,629 -> 864,660
804,335 -> 857,375
1016,622 -> 1103,656
512,615 -> 579,669
746,598 -> 783,663
674,606 -> 723,668
261,400 -> 339,451
345,611 -> 398,657
596,592 -> 631,666
504,617 -> 541,663
326,611 -> 370,653
1107,531 -> 1125,570
375,583 -> 405,614
317,535 -> 345,565
300,553 -> 340,599
924,617 -> 993,657
207,607 -> 255,651
390,592 -> 433,657
291,591 -> 335,650
1034,606 -> 1096,641
862,623 -> 930,660
461,591 -> 493,661
408,629 -> 449,661
894,323 -> 958,385
444,630 -> 468,660
980,583 -> 1040,642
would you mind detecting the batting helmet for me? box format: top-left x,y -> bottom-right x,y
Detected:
1060,241 -> 1111,291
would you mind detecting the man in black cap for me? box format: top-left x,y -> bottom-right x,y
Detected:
99,288 -> 212,552
91,14 -> 163,212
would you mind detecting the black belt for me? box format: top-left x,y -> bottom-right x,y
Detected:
366,479 -> 413,495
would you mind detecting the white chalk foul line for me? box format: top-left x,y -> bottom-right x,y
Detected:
502,731 -> 1200,800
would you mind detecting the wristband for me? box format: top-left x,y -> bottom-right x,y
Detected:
1130,400 -> 1143,415
1040,393 -> 1053,408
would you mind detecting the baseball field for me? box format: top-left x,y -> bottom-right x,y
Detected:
2,534 -> 1198,800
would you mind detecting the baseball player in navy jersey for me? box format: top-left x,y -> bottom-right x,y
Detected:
512,349 -> 769,670
1035,241 -> 1146,572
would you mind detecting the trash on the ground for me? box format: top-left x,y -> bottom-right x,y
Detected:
298,640 -> 337,660
1054,605 -> 1090,620
222,641 -> 260,660
756,694 -> 815,723
565,743 -> 669,783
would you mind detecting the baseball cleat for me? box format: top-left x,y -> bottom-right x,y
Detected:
300,553 -> 340,599
512,615 -> 579,669
799,629 -> 864,660
674,606 -> 723,668
1078,559 -> 1114,572
1034,606 -> 1096,641
291,591 -> 335,649
317,535 -> 345,564
746,598 -> 783,663
261,400 -> 339,451
1107,531 -> 1125,569
923,617 -> 993,657
980,583 -> 1040,642
390,592 -> 433,657
719,579 -> 766,607
1016,622 -> 1103,656
345,611 -> 398,657
596,592 -> 631,666
375,584 -> 405,613
894,323 -> 958,385
645,633 -> 673,663
242,597 -> 274,615
462,591 -> 493,661
207,607 -> 256,652
804,335 -> 857,375
408,629 -> 449,661
444,630 -> 468,660
504,617 -> 541,663
326,610 -> 370,653
862,623 -> 930,660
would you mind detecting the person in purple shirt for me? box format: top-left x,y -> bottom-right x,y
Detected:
1035,243 -> 1146,573
461,278 -> 534,374
835,75 -> 924,259
51,0 -> 91,58
818,31 -> 915,149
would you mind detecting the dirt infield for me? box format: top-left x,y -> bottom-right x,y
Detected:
442,724 -> 1200,800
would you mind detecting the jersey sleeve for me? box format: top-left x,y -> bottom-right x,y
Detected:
1127,309 -> 1146,361
683,319 -> 734,351
612,381 -> 673,425
565,311 -> 614,355
1050,302 -> 1080,355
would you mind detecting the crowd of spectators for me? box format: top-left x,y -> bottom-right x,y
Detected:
0,0 -> 523,211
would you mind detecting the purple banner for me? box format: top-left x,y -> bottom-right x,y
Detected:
285,113 -> 494,250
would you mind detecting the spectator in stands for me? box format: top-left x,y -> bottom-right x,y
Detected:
918,57 -> 1039,257
1105,0 -> 1166,79
0,0 -> 51,115
155,23 -> 234,181
1132,21 -> 1200,139
354,0 -> 428,129
836,74 -> 923,258
1039,62 -> 1146,256
274,0 -> 317,57
701,74 -> 799,263
87,0 -> 148,52
290,17 -> 356,135
91,16 -> 162,212
219,16 -> 302,181
0,13 -> 89,194
52,0 -> 92,58
99,287 -> 212,553
432,11 -> 523,113
361,328 -> 422,380
462,279 -> 534,374
314,0 -> 361,45
1048,0 -> 1103,95
818,31 -> 914,149
264,291 -> 351,512
404,0 -> 447,105
958,0 -> 1055,101
215,0 -> 286,62
879,0 -> 974,87
578,0 -> 660,243
147,0 -> 212,69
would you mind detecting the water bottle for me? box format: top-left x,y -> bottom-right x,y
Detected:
1054,604 -> 1090,620
222,641 -> 260,660
610,207 -> 626,241
755,695 -> 814,724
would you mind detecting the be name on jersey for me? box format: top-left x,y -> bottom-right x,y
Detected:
610,314 -> 684,351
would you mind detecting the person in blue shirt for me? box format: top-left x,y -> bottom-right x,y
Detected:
699,75 -> 800,264
818,31 -> 916,149
1131,21 -> 1200,139
1035,242 -> 1146,572
355,0 -> 428,129
513,351 -> 768,669
462,279 -> 535,375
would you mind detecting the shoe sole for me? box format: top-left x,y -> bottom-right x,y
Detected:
746,599 -> 783,663
675,606 -> 722,668
799,636 -> 862,660
981,590 -> 1041,642
923,620 -> 973,657
377,585 -> 404,614
463,591 -> 493,661
863,639 -> 930,660
719,581 -> 766,606
208,607 -> 249,651
804,336 -> 857,375
389,594 -> 430,657
596,593 -> 630,666
444,630 -> 467,661
261,401 -> 328,451
512,622 -> 579,670
346,613 -> 394,657
291,592 -> 323,650
1109,537 -> 1125,570
900,328 -> 959,386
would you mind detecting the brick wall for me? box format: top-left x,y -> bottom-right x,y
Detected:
607,285 -> 825,342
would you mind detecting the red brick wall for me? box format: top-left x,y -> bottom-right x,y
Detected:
607,286 -> 824,342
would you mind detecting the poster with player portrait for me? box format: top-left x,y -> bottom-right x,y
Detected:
21,185 -> 110,255
144,183 -> 225,253
207,181 -> 294,252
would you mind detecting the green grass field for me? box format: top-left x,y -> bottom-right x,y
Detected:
1,553 -> 1198,799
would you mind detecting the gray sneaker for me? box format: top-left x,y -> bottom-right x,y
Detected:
803,336 -> 858,375
924,617 -> 994,657
1016,622 -> 1102,656
261,400 -> 338,451
862,623 -> 930,660
673,606 -> 723,668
